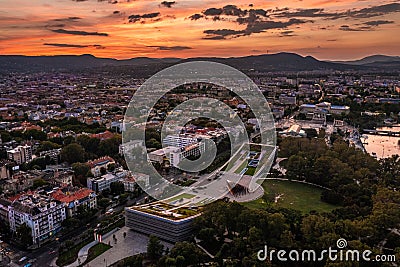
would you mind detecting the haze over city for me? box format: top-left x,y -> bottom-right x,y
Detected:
0,0 -> 399,60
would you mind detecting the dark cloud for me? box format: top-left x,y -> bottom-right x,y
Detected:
188,13 -> 203,20
221,5 -> 248,16
128,12 -> 160,23
274,3 -> 400,20
245,18 -> 308,34
280,30 -> 295,36
53,17 -> 82,22
203,29 -> 244,38
147,45 -> 192,50
44,43 -> 106,49
203,8 -> 223,16
190,5 -> 268,24
339,25 -> 372,31
93,44 -> 106,49
274,8 -> 333,18
363,20 -> 394,26
350,3 -> 400,18
203,18 -> 308,39
51,28 -> 108,36
203,5 -> 249,17
44,43 -> 88,48
46,23 -> 66,28
160,1 -> 176,8
251,9 -> 268,17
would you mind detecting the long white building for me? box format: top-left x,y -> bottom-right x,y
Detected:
162,135 -> 198,148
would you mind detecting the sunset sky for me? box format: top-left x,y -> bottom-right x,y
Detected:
0,0 -> 399,60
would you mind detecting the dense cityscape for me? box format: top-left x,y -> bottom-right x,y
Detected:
0,55 -> 399,267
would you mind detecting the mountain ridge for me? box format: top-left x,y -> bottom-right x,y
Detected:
1,53 -> 398,73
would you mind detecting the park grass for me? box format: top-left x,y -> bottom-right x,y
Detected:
83,243 -> 112,265
243,180 -> 338,213
57,239 -> 92,267
234,160 -> 248,174
244,166 -> 256,176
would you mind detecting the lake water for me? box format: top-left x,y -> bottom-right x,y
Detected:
361,125 -> 400,159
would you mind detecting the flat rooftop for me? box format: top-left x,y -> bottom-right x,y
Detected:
126,202 -> 201,221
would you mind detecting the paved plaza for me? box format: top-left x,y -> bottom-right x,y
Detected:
84,227 -> 173,267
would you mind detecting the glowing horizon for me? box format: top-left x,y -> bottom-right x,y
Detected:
0,0 -> 399,61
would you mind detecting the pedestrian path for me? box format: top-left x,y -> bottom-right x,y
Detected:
54,228 -> 119,267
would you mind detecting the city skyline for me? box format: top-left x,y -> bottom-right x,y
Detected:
0,0 -> 399,60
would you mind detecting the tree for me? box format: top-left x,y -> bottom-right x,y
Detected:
169,241 -> 206,266
107,163 -> 116,172
100,166 -> 107,175
24,129 -> 47,141
147,235 -> 164,260
98,198 -> 111,210
110,181 -> 125,195
36,141 -> 61,153
16,223 -> 33,247
146,138 -> 162,150
197,228 -> 216,245
61,143 -> 85,164
286,155 -> 307,180
72,162 -> 90,184
32,178 -> 48,189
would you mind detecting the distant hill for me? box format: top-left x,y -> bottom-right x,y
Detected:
0,54 -> 180,73
333,55 -> 400,65
183,52 -> 361,71
0,52 -> 395,73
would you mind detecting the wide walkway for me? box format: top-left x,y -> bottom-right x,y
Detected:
84,227 -> 173,267
52,228 -> 119,267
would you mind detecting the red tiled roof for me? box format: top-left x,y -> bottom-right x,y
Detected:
51,188 -> 94,203
86,156 -> 115,169
90,130 -> 115,140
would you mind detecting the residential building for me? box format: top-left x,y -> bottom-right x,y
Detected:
0,160 -> 14,180
53,170 -> 74,186
149,142 -> 205,168
52,188 -> 97,217
39,148 -> 61,164
8,193 -> 66,245
299,102 -> 350,116
162,135 -> 198,148
87,171 -> 126,192
7,145 -> 32,165
0,198 -> 11,223
119,140 -> 144,155
87,156 -> 116,177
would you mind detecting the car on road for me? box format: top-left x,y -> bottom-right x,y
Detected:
19,256 -> 28,262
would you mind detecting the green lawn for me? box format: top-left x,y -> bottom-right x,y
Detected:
244,166 -> 256,176
243,180 -> 338,213
83,243 -> 112,265
234,160 -> 248,174
57,239 -> 92,267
